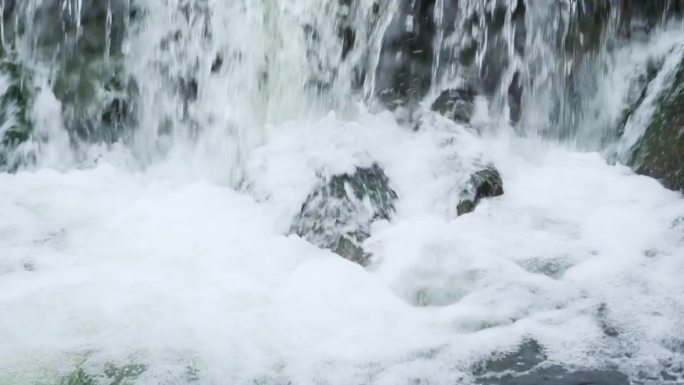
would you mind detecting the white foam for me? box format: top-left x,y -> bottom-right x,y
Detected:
1,112 -> 683,384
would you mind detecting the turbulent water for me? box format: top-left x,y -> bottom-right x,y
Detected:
1,1 -> 684,384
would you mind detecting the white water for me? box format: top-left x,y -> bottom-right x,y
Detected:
1,1 -> 684,384
2,112 -> 684,384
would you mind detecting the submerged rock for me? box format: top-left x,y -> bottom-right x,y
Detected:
629,56 -> 684,192
290,164 -> 398,266
474,340 -> 630,385
457,168 -> 504,216
61,363 -> 146,385
432,87 -> 476,124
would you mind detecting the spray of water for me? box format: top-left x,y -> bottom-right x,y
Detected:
1,1 -> 684,384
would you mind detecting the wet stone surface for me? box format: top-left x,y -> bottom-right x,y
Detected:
290,164 -> 398,266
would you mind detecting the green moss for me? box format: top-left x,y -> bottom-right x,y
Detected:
629,58 -> 684,192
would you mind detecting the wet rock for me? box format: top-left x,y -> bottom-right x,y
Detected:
7,0 -> 135,145
100,96 -> 134,142
508,72 -> 523,124
7,0 -> 128,57
616,59 -> 662,137
1,0 -> 15,20
290,164 -> 398,266
475,340 -> 546,376
337,0 -> 356,60
340,25 -> 356,60
179,78 -> 199,102
211,54 -> 223,73
432,87 -> 476,124
619,0 -> 684,39
428,0 -> 526,123
0,57 -> 34,170
475,340 -> 630,385
457,168 -> 504,216
561,0 -> 613,55
375,0 -> 436,110
58,70 -> 138,144
628,56 -> 684,192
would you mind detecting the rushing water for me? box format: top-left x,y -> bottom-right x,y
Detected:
1,1 -> 683,384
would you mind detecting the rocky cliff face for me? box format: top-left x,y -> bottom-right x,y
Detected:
628,54 -> 684,191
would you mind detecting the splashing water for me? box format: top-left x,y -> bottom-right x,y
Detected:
1,1 -> 684,384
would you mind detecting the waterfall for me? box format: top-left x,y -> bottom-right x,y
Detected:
3,0 -> 683,174
1,1 -> 684,384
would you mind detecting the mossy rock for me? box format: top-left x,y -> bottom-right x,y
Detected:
0,55 -> 34,170
290,164 -> 398,266
457,168 -> 504,216
51,41 -> 135,144
432,87 -> 476,124
8,0 -> 135,145
629,56 -> 684,192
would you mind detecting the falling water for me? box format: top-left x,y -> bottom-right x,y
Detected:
1,1 -> 684,384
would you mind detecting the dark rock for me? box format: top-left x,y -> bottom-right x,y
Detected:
375,0 -> 436,110
5,0 -> 135,145
211,54 -> 223,73
432,87 -> 476,124
508,71 -> 523,124
180,78 -> 199,102
475,340 -> 546,376
290,164 -> 398,266
337,0 -> 356,60
562,0 -> 612,55
616,59 -> 662,137
475,340 -> 630,385
340,25 -> 356,60
457,168 -> 504,216
428,0 -> 525,123
8,0 -> 128,57
100,97 -> 133,141
628,56 -> 684,192
1,0 -> 15,20
57,69 -> 138,144
619,0 -> 684,39
0,56 -> 34,170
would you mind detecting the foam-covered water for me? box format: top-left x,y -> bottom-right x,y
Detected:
1,1 -> 684,384
1,112 -> 684,384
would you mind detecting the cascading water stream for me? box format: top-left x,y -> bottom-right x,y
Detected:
1,1 -> 684,384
